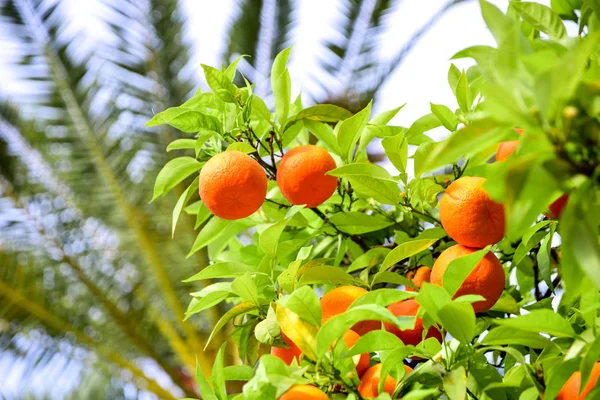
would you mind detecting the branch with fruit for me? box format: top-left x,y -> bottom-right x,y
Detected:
147,2 -> 600,399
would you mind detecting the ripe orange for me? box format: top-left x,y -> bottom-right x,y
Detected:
276,145 -> 338,207
406,266 -> 431,292
320,286 -> 367,323
320,286 -> 379,335
279,385 -> 329,400
440,176 -> 505,248
340,330 -> 370,376
496,128 -> 524,162
384,299 -> 443,346
199,150 -> 267,220
358,363 -> 411,398
557,363 -> 600,400
431,244 -> 505,313
271,333 -> 302,365
545,194 -> 569,219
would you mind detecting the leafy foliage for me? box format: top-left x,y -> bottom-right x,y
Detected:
151,1 -> 600,399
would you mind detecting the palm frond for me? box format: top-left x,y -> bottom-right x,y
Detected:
223,0 -> 295,92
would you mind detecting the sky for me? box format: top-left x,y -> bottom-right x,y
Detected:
0,0 -> 564,398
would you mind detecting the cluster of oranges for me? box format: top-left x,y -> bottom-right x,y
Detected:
199,145 -> 338,220
273,285 -> 416,399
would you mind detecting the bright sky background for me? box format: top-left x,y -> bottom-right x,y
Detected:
0,0 -> 570,397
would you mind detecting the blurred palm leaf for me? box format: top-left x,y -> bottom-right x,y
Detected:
0,0 -> 470,397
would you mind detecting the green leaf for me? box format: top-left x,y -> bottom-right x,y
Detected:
231,273 -> 260,305
298,266 -> 356,286
414,120 -> 511,177
223,365 -> 253,381
382,132 -> 408,179
370,105 -> 405,125
443,366 -> 467,400
146,107 -> 222,133
381,229 -> 446,270
196,357 -> 218,400
303,120 -> 340,154
225,54 -> 247,81
451,45 -> 496,62
536,32 -> 600,120
481,326 -> 552,348
279,286 -> 322,327
316,305 -> 412,358
537,224 -> 556,289
348,248 -> 390,273
271,47 -> 292,125
172,177 -> 199,237
227,142 -> 256,154
455,71 -> 472,113
349,289 -> 416,308
251,96 -> 272,122
510,1 -> 567,40
152,157 -> 202,201
184,262 -> 255,282
416,283 -> 452,324
202,64 -> 238,103
371,271 -> 416,287
345,330 -> 404,357
430,103 -> 458,131
212,345 -> 228,400
442,248 -> 489,296
328,163 -> 400,204
448,64 -> 461,94
560,184 -> 600,292
167,139 -> 197,152
273,70 -> 291,125
187,217 -> 231,256
480,0 -> 518,45
337,102 -> 372,161
205,302 -> 257,349
291,104 -> 353,124
185,291 -> 230,319
550,0 -> 579,21
494,310 -> 575,337
438,302 -> 475,344
329,212 -> 395,235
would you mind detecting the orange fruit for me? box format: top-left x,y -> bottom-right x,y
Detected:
320,286 -> 367,323
545,194 -> 569,219
340,330 -> 370,376
276,145 -> 338,207
384,299 -> 443,346
440,176 -> 505,248
320,286 -> 379,335
279,385 -> 329,400
496,128 -> 524,162
557,363 -> 600,400
199,150 -> 267,220
406,266 -> 431,292
271,333 -> 302,365
431,244 -> 505,313
358,363 -> 411,398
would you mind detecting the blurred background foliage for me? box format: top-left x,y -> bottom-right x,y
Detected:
0,0 -> 467,398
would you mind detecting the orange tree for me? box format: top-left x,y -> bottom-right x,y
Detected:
148,1 -> 600,399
